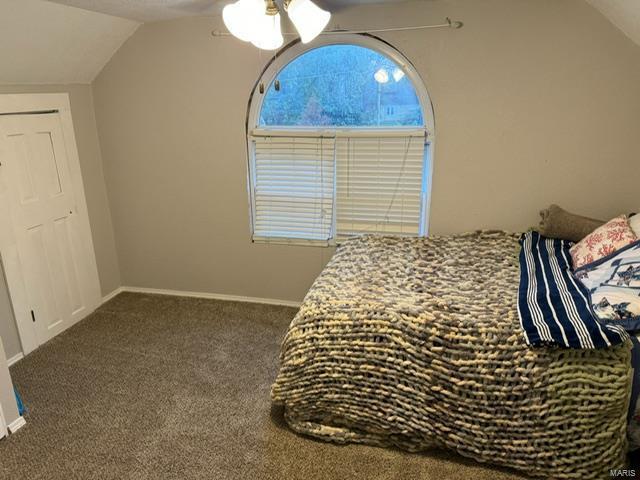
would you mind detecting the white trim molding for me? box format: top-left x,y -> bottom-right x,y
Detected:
7,416 -> 26,434
105,286 -> 302,308
6,353 -> 23,367
248,34 -> 434,139
101,286 -> 124,305
0,404 -> 6,439
245,34 -> 435,244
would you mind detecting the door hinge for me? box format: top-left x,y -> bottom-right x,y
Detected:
30,310 -> 36,322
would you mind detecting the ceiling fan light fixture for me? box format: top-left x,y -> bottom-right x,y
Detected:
251,11 -> 284,50
285,0 -> 331,43
222,0 -> 263,42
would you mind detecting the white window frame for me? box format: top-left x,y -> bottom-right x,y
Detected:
246,34 -> 435,245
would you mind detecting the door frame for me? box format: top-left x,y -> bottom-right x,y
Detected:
0,402 -> 7,439
0,93 -> 101,355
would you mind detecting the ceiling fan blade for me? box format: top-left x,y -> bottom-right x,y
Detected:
168,0 -> 223,15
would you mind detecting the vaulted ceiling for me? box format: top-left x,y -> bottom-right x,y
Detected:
585,0 -> 640,47
1,0 -> 639,85
0,0 -> 138,84
45,0 -> 403,23
42,0 -> 640,42
47,0 -> 222,22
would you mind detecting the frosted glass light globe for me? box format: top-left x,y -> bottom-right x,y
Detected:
251,13 -> 284,50
287,0 -> 331,43
222,0 -> 264,42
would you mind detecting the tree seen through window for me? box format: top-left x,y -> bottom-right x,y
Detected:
259,45 -> 423,127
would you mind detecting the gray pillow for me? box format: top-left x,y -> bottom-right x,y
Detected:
537,204 -> 604,242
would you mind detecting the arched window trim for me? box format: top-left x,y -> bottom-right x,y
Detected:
246,34 -> 435,244
248,34 -> 435,135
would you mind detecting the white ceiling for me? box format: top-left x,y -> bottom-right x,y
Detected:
2,0 -> 639,86
45,0 -> 401,23
585,0 -> 640,47
46,0 -> 222,22
0,0 -> 139,84
44,0 -> 640,48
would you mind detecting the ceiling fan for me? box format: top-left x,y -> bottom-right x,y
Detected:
222,0 -> 331,50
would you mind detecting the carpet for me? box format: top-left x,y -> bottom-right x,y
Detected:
0,292 -> 527,479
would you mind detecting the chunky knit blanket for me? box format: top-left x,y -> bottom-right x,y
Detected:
271,232 -> 632,478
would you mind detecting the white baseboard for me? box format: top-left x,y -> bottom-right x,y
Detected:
101,286 -> 124,305
6,352 -> 23,367
103,285 -> 301,308
8,416 -> 26,434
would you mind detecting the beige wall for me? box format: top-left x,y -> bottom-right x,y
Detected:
93,0 -> 640,302
0,85 -> 121,298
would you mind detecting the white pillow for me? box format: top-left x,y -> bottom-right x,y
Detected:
631,213 -> 640,237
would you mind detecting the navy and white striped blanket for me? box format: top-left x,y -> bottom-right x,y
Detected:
517,231 -> 628,349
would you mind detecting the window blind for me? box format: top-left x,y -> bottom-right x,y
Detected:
250,130 -> 427,243
251,135 -> 335,243
335,134 -> 426,237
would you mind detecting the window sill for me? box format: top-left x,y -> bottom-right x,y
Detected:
251,237 -> 333,248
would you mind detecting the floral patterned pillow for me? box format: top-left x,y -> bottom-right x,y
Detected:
569,215 -> 637,269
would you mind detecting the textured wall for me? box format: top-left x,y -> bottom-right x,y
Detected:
93,0 -> 640,302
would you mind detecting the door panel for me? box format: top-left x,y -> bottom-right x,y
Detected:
26,224 -> 65,337
53,215 -> 83,315
6,133 -> 37,204
34,131 -> 63,197
0,113 -> 97,346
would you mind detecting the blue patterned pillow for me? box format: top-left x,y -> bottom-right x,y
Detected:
575,240 -> 640,331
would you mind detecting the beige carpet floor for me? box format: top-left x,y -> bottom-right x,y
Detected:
0,292 -> 527,480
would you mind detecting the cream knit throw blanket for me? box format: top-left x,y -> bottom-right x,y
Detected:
271,232 -> 631,478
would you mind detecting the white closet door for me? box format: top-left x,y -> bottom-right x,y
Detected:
0,113 -> 100,346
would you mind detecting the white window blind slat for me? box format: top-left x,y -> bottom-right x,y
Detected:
335,135 -> 425,238
251,132 -> 426,243
252,136 -> 335,242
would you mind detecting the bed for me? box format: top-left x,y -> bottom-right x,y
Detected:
271,231 -> 632,478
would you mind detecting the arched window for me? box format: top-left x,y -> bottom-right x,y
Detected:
247,35 -> 434,245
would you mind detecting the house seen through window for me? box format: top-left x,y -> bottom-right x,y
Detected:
248,38 -> 433,244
